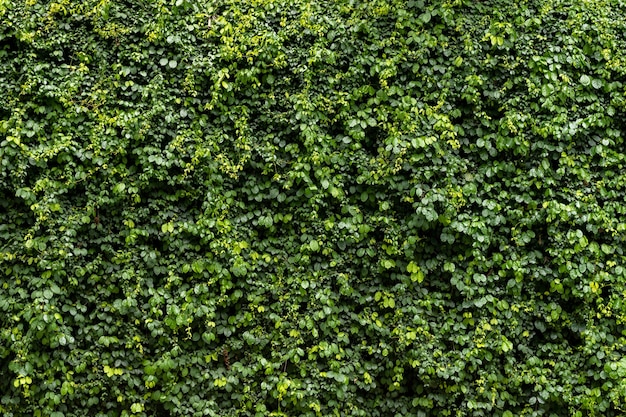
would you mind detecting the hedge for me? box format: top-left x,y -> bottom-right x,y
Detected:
2,0 -> 626,416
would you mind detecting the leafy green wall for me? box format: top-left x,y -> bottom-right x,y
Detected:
2,0 -> 626,416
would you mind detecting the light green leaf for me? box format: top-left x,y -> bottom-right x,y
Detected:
192,260 -> 204,274
113,183 -> 126,194
579,74 -> 590,86
501,336 -> 513,352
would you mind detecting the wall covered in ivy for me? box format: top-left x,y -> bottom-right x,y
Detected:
2,0 -> 626,416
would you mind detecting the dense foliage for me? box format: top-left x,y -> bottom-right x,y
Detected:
2,0 -> 626,415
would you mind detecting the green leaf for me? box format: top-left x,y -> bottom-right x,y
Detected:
411,270 -> 425,283
501,336 -> 513,352
382,259 -> 396,269
579,74 -> 591,86
113,183 -> 126,194
202,332 -> 215,344
192,260 -> 204,274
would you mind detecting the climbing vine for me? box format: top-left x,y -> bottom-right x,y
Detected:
2,0 -> 626,416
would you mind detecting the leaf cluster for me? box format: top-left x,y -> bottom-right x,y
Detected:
2,0 -> 626,416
